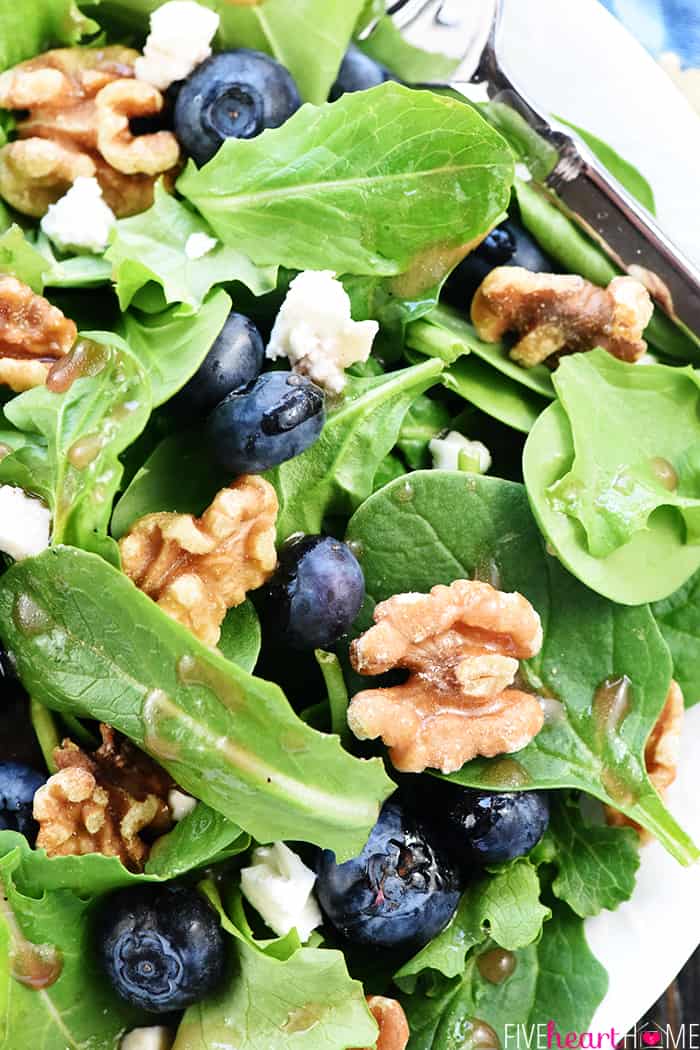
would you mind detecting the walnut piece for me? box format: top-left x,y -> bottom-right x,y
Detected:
471,267 -> 654,367
0,46 -> 179,217
120,475 -> 279,647
352,996 -> 410,1050
0,274 -> 77,391
34,725 -> 172,871
606,679 -> 684,838
348,579 -> 544,774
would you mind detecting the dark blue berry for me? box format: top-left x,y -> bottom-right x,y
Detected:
172,311 -> 265,417
207,371 -> 325,474
442,787 -> 550,865
175,50 -> 301,166
329,45 -> 393,101
0,762 -> 46,844
262,535 -> 365,649
316,799 -> 461,950
98,885 -> 225,1013
445,219 -> 555,304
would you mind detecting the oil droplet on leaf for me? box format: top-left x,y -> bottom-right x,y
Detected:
393,480 -> 414,503
142,688 -> 181,761
68,432 -> 105,470
592,675 -> 631,741
479,757 -> 531,788
281,1004 -> 324,1034
0,892 -> 62,990
46,338 -> 109,393
13,594 -> 52,636
477,947 -> 517,984
471,1019 -> 500,1049
347,539 -> 364,559
177,654 -> 244,712
649,456 -> 678,491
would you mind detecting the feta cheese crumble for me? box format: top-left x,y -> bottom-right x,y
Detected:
167,788 -> 197,822
135,1 -> 220,91
266,270 -> 379,394
184,232 -> 218,260
40,177 -> 116,255
430,431 -> 492,474
120,1027 -> 173,1050
241,841 -> 322,942
0,486 -> 51,561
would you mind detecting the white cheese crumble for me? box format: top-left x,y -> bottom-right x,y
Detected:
135,1 -> 220,91
120,1027 -> 173,1050
241,842 -> 322,942
266,270 -> 379,394
184,232 -> 218,260
40,177 -> 116,255
430,431 -> 492,474
0,486 -> 51,561
167,788 -> 197,822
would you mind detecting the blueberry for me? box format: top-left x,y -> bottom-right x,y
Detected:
98,885 -> 226,1013
441,787 -> 550,865
0,762 -> 46,844
262,534 -> 365,649
316,799 -> 461,950
171,311 -> 265,418
175,50 -> 301,166
329,45 -> 393,101
445,219 -> 555,304
207,371 -> 325,474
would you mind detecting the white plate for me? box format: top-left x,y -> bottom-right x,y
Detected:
500,0 -> 700,1029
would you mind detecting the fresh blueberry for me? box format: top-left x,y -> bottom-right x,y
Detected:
316,798 -> 461,950
445,219 -> 555,304
175,50 -> 301,166
441,787 -> 550,865
329,45 -> 393,101
262,534 -> 365,649
98,885 -> 226,1013
207,370 -> 325,474
171,311 -> 265,418
0,762 -> 46,844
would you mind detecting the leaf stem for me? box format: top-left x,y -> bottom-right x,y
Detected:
29,698 -> 59,774
60,713 -> 98,747
629,790 -> 700,866
406,318 -> 464,363
315,650 -> 350,745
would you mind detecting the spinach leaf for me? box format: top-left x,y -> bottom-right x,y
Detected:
0,837 -> 140,1049
0,0 -> 96,72
541,798 -> 640,918
145,806 -> 249,879
179,83 -> 514,280
32,231 -> 112,290
374,453 -> 407,490
524,390 -> 700,608
652,568 -> 700,707
397,395 -> 451,469
107,184 -> 277,310
345,471 -> 697,863
545,350 -> 700,558
267,357 -> 443,539
442,355 -> 548,434
0,332 -> 151,564
218,602 -> 261,674
0,225 -> 49,292
0,547 -> 394,859
557,118 -> 656,214
121,289 -> 231,407
395,860 -> 550,992
358,16 -> 460,82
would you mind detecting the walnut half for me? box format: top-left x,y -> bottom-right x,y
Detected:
120,475 -> 279,646
471,267 -> 653,367
348,579 -> 544,774
0,274 -> 76,391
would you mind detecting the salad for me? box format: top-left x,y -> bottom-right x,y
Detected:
0,2 -> 699,1048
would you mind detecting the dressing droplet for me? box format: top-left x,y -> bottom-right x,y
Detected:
477,947 -> 517,984
13,594 -> 52,636
392,480 -> 414,503
479,757 -> 531,789
47,338 -> 109,393
649,456 -> 678,492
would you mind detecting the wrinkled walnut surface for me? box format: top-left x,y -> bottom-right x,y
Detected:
352,996 -> 410,1050
0,274 -> 76,391
348,579 -> 544,774
120,475 -> 279,647
34,725 -> 172,871
471,267 -> 653,367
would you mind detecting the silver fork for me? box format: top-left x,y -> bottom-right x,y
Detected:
369,0 -> 700,344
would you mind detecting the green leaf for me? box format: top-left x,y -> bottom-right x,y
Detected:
543,799 -> 640,917
345,471 -> 698,863
652,567 -> 700,707
0,225 -> 49,292
442,355 -> 548,434
358,16 -> 460,82
557,117 -> 656,214
267,357 -> 443,539
121,290 -> 231,408
373,452 -> 406,490
0,333 -> 151,563
546,350 -> 700,558
0,546 -> 395,859
0,0 -> 97,72
524,364 -> 700,606
395,860 -> 550,992
178,83 -> 514,279
0,837 -> 138,1049
145,806 -> 249,879
397,395 -> 451,469
218,601 -> 261,675
107,184 -> 277,310
32,231 -> 112,289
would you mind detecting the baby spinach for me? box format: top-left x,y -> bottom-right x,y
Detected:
267,357 -> 443,539
145,806 -> 249,879
345,471 -> 698,864
652,568 -> 700,707
397,395 -> 451,469
524,357 -> 700,605
0,0 -> 96,72
121,289 -> 231,407
32,231 -> 112,290
0,224 -> 48,292
442,355 -> 548,434
107,184 -> 277,311
179,82 -> 514,280
0,332 -> 151,564
556,118 -> 656,214
0,546 -> 394,859
358,15 -> 460,82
